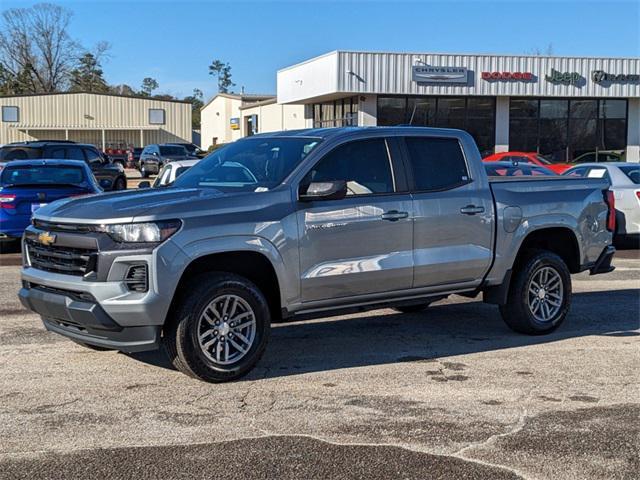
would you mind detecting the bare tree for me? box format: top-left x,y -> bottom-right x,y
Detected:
0,3 -> 81,93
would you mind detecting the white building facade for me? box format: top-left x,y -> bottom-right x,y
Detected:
200,93 -> 305,149
277,51 -> 640,162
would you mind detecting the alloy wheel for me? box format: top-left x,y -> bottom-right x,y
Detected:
196,294 -> 257,365
527,266 -> 563,322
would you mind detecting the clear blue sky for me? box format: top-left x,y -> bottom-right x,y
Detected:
4,0 -> 639,101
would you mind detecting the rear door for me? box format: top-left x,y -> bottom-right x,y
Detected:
297,137 -> 414,302
402,136 -> 494,288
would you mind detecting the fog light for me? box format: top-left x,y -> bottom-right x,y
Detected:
124,264 -> 148,292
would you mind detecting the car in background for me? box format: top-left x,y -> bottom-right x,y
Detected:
137,144 -> 197,178
484,161 -> 557,177
104,141 -> 130,167
563,162 -> 639,246
127,147 -> 144,169
483,151 -> 572,174
0,141 -> 127,191
167,142 -> 207,158
138,159 -> 200,188
571,150 -> 625,164
0,160 -> 103,242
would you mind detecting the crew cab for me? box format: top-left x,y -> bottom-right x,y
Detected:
19,127 -> 616,382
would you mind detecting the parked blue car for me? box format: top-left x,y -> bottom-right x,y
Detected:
0,160 -> 103,241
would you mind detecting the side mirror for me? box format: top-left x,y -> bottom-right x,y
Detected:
138,181 -> 151,189
99,178 -> 113,190
299,180 -> 347,202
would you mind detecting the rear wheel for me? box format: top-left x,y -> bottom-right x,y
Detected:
500,250 -> 571,335
163,273 -> 271,382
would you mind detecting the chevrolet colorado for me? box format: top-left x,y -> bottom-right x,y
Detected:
19,127 -> 616,382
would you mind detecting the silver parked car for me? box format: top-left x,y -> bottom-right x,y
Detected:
563,162 -> 639,245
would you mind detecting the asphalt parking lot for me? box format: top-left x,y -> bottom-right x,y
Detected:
0,250 -> 638,480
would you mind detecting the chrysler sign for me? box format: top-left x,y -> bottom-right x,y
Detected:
412,66 -> 468,84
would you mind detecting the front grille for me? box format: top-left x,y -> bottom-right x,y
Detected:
26,239 -> 96,276
32,219 -> 94,233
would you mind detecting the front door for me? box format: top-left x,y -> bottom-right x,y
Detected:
402,136 -> 494,288
297,138 -> 413,303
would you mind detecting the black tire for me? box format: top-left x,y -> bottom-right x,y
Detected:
162,273 -> 271,382
499,250 -> 572,335
114,176 -> 127,190
393,303 -> 431,314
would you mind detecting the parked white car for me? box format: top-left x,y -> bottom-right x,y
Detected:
152,159 -> 200,187
563,162 -> 639,245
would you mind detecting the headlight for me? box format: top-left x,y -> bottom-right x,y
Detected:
102,220 -> 181,243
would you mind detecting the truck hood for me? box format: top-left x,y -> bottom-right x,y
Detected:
33,187 -> 229,224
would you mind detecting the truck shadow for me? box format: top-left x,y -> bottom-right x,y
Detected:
127,289 -> 639,379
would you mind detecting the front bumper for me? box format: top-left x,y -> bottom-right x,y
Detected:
19,284 -> 159,352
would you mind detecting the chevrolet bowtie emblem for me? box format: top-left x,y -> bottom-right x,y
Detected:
37,231 -> 56,246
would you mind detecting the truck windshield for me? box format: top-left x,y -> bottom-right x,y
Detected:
173,137 -> 320,192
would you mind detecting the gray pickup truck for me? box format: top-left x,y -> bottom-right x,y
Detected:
19,127 -> 616,382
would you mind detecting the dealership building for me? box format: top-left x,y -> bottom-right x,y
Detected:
0,92 -> 193,150
276,51 -> 640,162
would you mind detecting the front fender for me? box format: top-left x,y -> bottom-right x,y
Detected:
175,235 -> 297,307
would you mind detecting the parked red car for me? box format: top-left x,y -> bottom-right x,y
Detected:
483,151 -> 573,174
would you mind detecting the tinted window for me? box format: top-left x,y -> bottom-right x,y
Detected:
0,146 -> 41,160
160,145 -> 185,156
49,148 -> 66,159
66,147 -> 85,161
84,148 -> 102,164
405,137 -> 469,191
1,165 -> 86,186
303,138 -> 394,195
619,166 -> 639,184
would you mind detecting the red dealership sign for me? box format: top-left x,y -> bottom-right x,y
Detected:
481,71 -> 534,81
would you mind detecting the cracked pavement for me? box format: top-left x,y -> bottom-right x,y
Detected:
0,250 -> 638,479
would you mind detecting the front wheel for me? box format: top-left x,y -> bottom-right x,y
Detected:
163,273 -> 271,382
500,250 -> 571,335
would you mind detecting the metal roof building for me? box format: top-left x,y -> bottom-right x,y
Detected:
0,92 -> 192,151
277,51 -> 640,162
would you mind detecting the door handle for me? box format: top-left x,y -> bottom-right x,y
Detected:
460,205 -> 485,215
381,210 -> 409,221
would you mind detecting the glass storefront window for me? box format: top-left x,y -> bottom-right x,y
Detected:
509,98 -> 628,163
599,99 -> 627,151
569,100 -> 598,159
378,96 -> 496,156
312,96 -> 360,128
